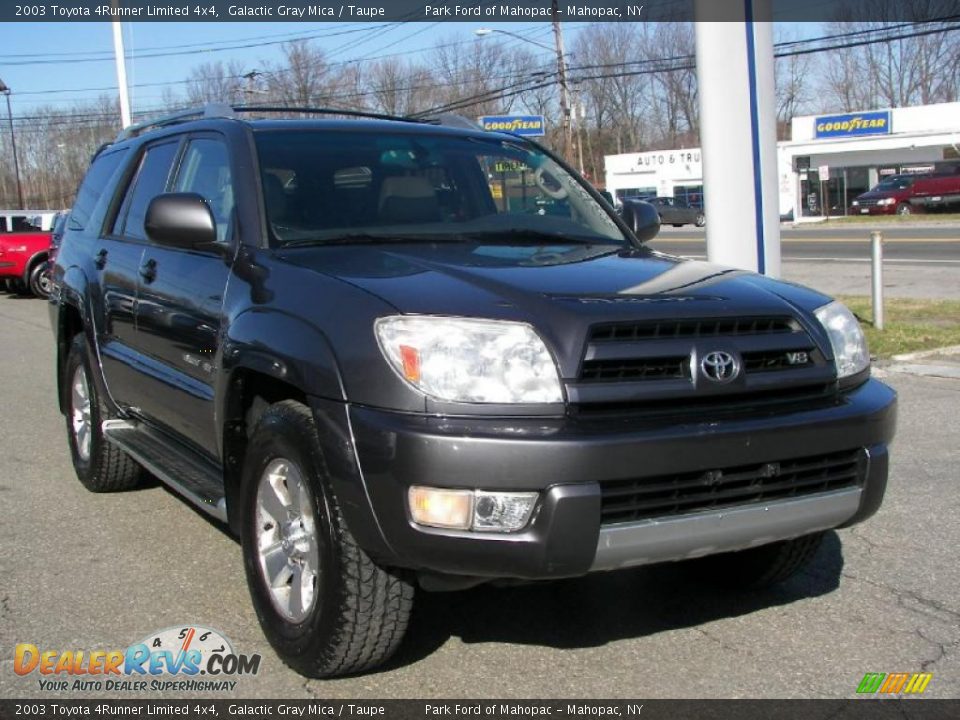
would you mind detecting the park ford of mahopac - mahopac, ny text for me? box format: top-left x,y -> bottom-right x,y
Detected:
424,5 -> 645,18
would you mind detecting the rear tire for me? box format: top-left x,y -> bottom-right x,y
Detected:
63,334 -> 142,492
692,532 -> 824,590
28,261 -> 52,299
241,400 -> 414,678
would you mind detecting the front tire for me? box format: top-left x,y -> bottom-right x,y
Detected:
241,400 -> 414,678
896,203 -> 912,216
695,213 -> 705,227
692,532 -> 824,589
63,334 -> 142,492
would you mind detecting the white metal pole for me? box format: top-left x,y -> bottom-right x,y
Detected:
871,231 -> 884,330
695,1 -> 781,277
112,21 -> 132,128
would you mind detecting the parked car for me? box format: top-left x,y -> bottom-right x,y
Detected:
51,105 -> 895,678
625,195 -> 705,227
0,210 -> 57,233
0,215 -> 54,297
851,172 -> 960,215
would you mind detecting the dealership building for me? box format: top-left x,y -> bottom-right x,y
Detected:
604,102 -> 960,219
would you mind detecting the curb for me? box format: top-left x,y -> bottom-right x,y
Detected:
891,344 -> 960,362
883,344 -> 960,380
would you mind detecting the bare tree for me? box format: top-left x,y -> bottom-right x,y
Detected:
643,22 -> 699,148
361,58 -> 438,116
185,60 -> 246,106
820,0 -> 960,110
775,27 -> 814,138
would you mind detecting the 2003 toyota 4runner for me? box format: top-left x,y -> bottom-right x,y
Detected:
50,105 -> 896,678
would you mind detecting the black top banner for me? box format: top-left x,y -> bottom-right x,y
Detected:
3,0 -> 960,23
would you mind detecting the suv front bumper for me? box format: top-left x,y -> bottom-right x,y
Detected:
342,378 -> 896,581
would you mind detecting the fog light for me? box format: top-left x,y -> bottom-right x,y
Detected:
408,486 -> 473,530
473,491 -> 538,532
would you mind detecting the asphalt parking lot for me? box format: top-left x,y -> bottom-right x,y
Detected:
0,292 -> 957,700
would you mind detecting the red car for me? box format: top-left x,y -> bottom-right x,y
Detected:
0,219 -> 54,297
851,173 -> 960,215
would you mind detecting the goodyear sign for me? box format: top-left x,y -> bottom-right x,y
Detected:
815,111 -> 891,138
480,115 -> 546,137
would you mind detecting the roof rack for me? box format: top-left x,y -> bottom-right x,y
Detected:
231,105 -> 426,124
113,103 -> 484,143
115,103 -> 234,142
421,113 -> 484,131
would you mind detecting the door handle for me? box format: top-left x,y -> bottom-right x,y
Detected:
139,258 -> 157,282
94,248 -> 108,269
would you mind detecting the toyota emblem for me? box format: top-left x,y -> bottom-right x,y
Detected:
701,351 -> 740,383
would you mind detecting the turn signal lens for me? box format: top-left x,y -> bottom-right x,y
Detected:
408,486 -> 473,530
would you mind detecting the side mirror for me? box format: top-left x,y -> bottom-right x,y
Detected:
621,199 -> 660,243
145,193 -> 218,249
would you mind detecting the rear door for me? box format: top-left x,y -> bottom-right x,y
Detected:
132,133 -> 236,459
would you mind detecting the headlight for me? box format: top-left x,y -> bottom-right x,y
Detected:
877,198 -> 895,206
851,200 -> 860,207
375,315 -> 563,403
814,301 -> 869,379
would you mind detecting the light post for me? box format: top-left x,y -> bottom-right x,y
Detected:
474,20 -> 574,165
0,78 -> 25,210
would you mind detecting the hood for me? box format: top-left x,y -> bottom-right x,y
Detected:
278,243 -> 832,379
856,190 -> 902,201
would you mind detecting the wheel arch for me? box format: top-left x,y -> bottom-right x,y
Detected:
218,311 -> 347,536
54,268 -> 94,415
21,250 -> 48,286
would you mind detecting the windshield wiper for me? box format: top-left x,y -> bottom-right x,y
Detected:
282,232 -> 464,248
460,229 -> 618,245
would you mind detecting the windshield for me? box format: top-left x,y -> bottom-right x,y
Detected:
254,129 -> 628,248
872,175 -> 916,192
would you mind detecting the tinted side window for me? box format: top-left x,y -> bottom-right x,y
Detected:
69,148 -> 129,231
11,216 -> 35,232
115,141 -> 179,240
173,138 -> 234,242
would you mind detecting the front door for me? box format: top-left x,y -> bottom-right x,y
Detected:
133,135 -> 235,459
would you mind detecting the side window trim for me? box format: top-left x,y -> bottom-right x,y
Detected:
174,131 -> 236,247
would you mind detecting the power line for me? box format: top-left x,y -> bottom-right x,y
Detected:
13,24 -> 557,100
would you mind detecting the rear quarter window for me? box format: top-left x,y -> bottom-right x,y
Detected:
69,148 -> 130,232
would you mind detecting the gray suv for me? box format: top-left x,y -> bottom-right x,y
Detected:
50,105 -> 896,677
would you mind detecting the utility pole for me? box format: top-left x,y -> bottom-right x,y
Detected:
0,79 -> 25,210
111,16 -> 131,128
243,70 -> 262,97
551,0 -> 573,165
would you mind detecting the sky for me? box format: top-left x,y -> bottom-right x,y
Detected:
0,21 -> 574,117
1,20 -> 823,119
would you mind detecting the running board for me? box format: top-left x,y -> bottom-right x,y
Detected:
102,419 -> 228,523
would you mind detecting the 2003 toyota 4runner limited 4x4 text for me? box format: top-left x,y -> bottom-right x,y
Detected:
50,105 -> 896,678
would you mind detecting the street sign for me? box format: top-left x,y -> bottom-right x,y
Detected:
818,165 -> 830,181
